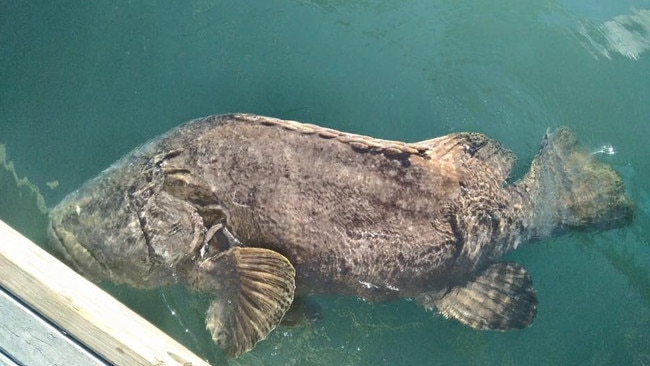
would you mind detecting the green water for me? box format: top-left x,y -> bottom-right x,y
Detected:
1,1 -> 649,365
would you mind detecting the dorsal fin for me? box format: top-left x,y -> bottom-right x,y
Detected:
416,132 -> 517,183
228,113 -> 430,157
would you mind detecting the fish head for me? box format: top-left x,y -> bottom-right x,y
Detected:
47,169 -> 155,284
47,151 -> 209,287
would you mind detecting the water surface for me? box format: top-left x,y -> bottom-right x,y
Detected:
1,1 -> 649,365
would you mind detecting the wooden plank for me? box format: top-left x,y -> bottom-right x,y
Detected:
0,286 -> 108,365
0,219 -> 211,366
0,348 -> 19,366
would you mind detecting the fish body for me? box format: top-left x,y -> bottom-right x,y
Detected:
48,114 -> 633,356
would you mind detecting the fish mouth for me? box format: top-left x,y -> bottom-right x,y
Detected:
47,218 -> 74,263
47,210 -> 109,281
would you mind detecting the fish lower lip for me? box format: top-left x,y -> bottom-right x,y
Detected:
47,219 -> 77,265
47,214 -> 112,281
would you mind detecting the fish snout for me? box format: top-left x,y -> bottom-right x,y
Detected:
47,195 -> 107,280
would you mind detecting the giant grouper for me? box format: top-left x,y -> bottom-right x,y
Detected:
48,114 -> 633,357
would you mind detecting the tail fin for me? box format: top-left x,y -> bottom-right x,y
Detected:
517,128 -> 633,236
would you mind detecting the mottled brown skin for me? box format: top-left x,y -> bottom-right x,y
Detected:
197,117 -> 528,300
48,113 -> 634,356
53,116 -> 510,293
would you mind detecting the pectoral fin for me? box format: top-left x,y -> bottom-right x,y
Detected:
435,262 -> 537,330
198,247 -> 296,357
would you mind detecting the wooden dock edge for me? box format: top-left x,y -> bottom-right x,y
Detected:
0,219 -> 211,366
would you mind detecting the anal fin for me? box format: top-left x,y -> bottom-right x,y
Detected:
436,262 -> 537,330
198,247 -> 296,357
